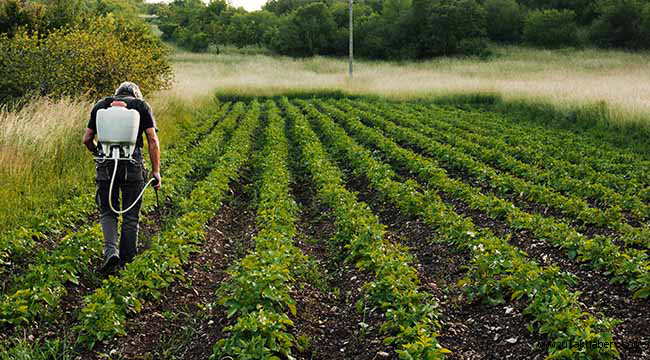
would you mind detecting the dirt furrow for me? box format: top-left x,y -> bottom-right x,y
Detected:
436,192 -> 650,359
287,140 -> 396,359
86,177 -> 258,360
343,174 -> 548,360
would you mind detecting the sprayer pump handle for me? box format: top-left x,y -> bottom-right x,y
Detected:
152,177 -> 159,186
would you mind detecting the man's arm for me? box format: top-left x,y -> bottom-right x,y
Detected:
83,128 -> 97,154
145,127 -> 161,189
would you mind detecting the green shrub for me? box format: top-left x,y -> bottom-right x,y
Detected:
175,26 -> 209,52
590,0 -> 646,49
0,15 -> 172,102
411,0 -> 489,57
523,9 -> 579,47
485,0 -> 524,42
0,0 -> 48,36
0,0 -> 142,37
640,3 -> 650,48
357,14 -> 391,59
272,3 -> 336,57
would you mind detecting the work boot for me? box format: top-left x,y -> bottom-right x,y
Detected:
100,253 -> 120,274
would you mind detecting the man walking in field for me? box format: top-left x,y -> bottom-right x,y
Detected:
82,82 -> 162,274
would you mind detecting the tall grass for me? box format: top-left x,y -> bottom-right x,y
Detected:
0,97 -> 92,231
168,45 -> 650,129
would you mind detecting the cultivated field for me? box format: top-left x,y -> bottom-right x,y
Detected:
2,46 -> 648,233
1,96 -> 648,359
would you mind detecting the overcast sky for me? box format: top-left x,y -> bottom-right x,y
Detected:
145,0 -> 266,11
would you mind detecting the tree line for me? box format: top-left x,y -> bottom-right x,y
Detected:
0,0 -> 172,103
155,0 -> 650,58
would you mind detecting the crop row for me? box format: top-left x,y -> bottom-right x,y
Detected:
0,194 -> 95,276
437,103 -> 650,173
298,100 -> 620,359
402,103 -> 647,198
285,99 -> 449,359
214,100 -> 304,359
320,100 -> 650,299
0,103 -> 239,327
360,100 -> 650,224
336,99 -> 650,249
0,101 -> 230,279
76,101 -> 260,347
159,102 -> 242,211
409,103 -> 650,196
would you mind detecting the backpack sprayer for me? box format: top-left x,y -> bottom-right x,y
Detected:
95,101 -> 158,214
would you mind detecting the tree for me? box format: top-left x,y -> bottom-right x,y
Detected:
263,0 -> 320,15
517,0 -> 596,24
640,3 -> 650,48
272,2 -> 336,56
204,0 -> 229,22
157,0 -> 205,42
590,0 -> 645,49
95,0 -> 138,16
484,0 -> 524,42
0,0 -> 47,36
409,0 -> 488,58
225,11 -> 278,47
356,13 -> 393,58
43,0 -> 91,29
523,9 -> 579,47
383,0 -> 412,22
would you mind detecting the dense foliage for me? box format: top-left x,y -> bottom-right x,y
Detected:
523,9 -> 579,48
589,0 -> 650,49
484,0 -> 525,43
0,0 -> 171,102
156,0 -> 650,59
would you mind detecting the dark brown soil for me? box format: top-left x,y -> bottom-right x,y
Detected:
1,198 -> 166,295
84,177 -> 258,360
0,122 -> 232,353
0,199 -> 184,354
440,193 -> 650,360
137,204 -> 167,253
288,167 -> 397,360
346,175 -> 548,360
373,103 -> 648,226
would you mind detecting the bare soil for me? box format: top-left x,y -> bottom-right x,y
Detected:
288,164 -> 396,360
85,177 -> 258,360
347,175 -> 548,360
440,193 -> 650,360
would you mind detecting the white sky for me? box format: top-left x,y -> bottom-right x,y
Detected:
230,0 -> 266,11
144,0 -> 267,11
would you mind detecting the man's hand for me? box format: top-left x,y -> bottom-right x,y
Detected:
152,171 -> 161,190
83,128 -> 97,154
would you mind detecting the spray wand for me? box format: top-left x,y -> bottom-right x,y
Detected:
153,177 -> 163,244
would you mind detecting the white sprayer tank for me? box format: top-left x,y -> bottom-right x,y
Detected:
96,105 -> 140,158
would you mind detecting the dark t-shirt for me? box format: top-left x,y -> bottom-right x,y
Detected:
87,96 -> 157,148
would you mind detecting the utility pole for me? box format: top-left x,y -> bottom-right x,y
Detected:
349,0 -> 353,79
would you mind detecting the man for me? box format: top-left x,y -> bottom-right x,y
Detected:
82,82 -> 162,273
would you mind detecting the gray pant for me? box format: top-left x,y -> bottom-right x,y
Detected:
95,151 -> 146,264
